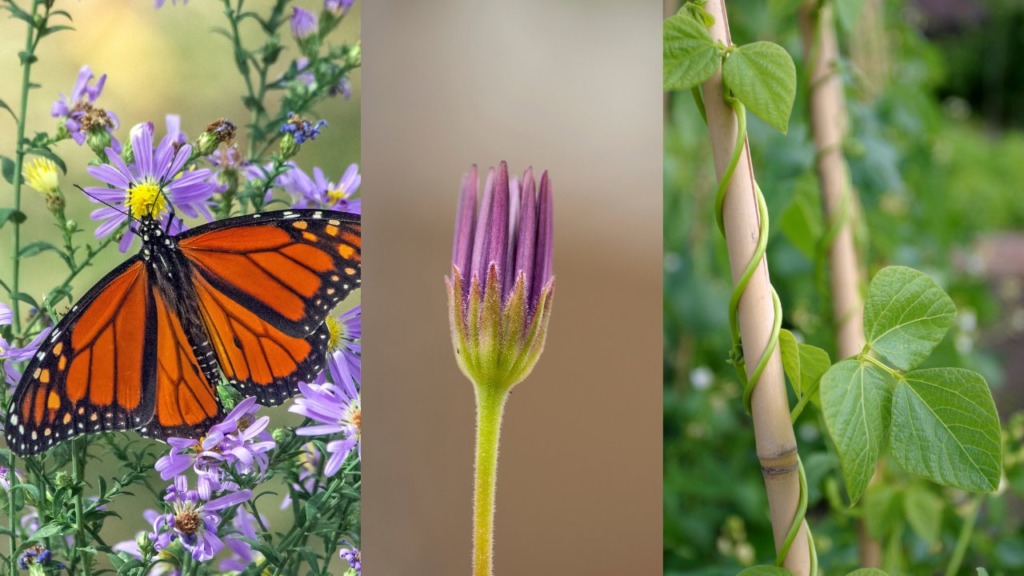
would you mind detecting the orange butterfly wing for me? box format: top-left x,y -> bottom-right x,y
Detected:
137,286 -> 224,439
5,210 -> 359,455
5,259 -> 157,455
177,210 -> 360,404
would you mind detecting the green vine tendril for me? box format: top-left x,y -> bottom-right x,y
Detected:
708,92 -> 818,574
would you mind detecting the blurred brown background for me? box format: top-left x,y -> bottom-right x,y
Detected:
362,1 -> 663,574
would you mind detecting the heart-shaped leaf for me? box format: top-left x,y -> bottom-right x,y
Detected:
721,41 -> 796,133
890,368 -> 1001,492
663,14 -> 721,91
820,359 -> 894,503
864,266 -> 955,371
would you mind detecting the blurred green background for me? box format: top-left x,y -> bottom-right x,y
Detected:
0,0 -> 360,565
664,0 -> 1024,574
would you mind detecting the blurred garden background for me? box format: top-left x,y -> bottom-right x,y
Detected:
664,0 -> 1024,573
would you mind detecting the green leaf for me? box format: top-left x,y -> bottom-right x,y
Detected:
0,208 -> 27,229
903,486 -> 943,545
19,241 -> 62,259
846,570 -> 891,576
835,0 -> 866,33
779,329 -> 830,404
663,14 -> 721,91
864,266 -> 956,371
779,179 -> 824,259
1,156 -> 17,185
10,292 -> 39,310
27,147 -> 67,174
890,368 -> 1001,492
721,41 -> 797,133
39,24 -> 75,38
820,359 -> 893,503
737,566 -> 792,576
0,98 -> 15,122
863,484 -> 902,539
28,522 -> 65,542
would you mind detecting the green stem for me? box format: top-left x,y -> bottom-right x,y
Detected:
71,438 -> 91,576
472,384 -> 510,576
944,494 -> 983,576
10,0 -> 43,337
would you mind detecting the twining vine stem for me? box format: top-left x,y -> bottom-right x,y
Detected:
694,1 -> 815,572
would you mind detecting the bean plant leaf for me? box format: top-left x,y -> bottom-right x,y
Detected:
779,329 -> 830,404
820,359 -> 893,503
721,41 -> 796,133
835,0 -> 866,34
663,13 -> 721,91
890,368 -> 1001,492
863,484 -> 902,539
736,566 -> 792,576
779,180 -> 824,259
846,570 -> 891,576
903,486 -> 943,545
864,266 -> 955,371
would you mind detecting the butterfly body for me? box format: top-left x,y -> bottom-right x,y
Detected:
5,210 -> 360,456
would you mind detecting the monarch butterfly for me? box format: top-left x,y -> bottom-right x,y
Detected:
4,209 -> 361,456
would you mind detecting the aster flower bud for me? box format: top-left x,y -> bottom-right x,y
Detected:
291,6 -> 318,40
195,118 -> 237,156
447,162 -> 555,392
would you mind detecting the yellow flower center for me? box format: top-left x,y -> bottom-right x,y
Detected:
23,158 -> 60,194
327,184 -> 348,204
125,181 -> 167,219
326,316 -> 343,350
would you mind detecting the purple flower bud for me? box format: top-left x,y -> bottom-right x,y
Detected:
325,0 -> 354,17
447,162 -> 555,390
291,6 -> 318,40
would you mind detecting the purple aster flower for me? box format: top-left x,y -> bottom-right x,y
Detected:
154,0 -> 188,7
289,357 -> 361,476
280,112 -> 327,146
219,509 -> 266,572
327,306 -> 361,381
281,162 -> 361,213
339,543 -> 361,575
17,545 -> 53,570
0,305 -> 52,387
447,162 -> 555,390
51,65 -> 119,147
152,476 -> 252,562
325,0 -> 355,17
291,7 -> 318,40
0,466 -> 23,491
161,114 -> 188,150
155,398 -> 274,482
84,122 -> 217,252
291,57 -> 353,100
113,510 -> 182,576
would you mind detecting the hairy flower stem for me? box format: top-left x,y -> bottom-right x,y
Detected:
71,438 -> 91,576
472,384 -> 509,576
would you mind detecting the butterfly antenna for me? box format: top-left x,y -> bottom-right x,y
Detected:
74,184 -> 142,235
75,184 -> 130,219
